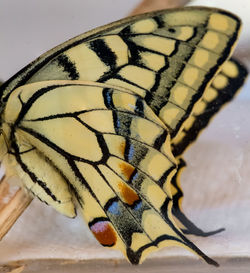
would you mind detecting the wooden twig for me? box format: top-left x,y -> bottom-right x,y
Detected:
0,176 -> 33,240
130,0 -> 190,15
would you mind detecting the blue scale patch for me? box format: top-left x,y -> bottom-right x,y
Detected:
128,143 -> 135,161
105,91 -> 112,106
134,201 -> 142,211
131,172 -> 139,182
116,117 -> 120,129
108,201 -> 120,215
103,88 -> 114,109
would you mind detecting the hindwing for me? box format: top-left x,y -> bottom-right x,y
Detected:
3,80 -> 217,265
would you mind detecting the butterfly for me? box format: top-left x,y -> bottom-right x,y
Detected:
0,6 -> 247,266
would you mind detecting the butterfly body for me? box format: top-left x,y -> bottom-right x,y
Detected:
0,6 -> 247,265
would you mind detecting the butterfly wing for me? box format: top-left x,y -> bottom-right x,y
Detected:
170,58 -> 248,235
3,80 -> 218,265
1,7 -> 241,139
0,6 -> 244,266
172,58 -> 248,156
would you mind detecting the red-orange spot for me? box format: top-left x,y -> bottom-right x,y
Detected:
90,221 -> 117,246
119,162 -> 135,180
118,182 -> 139,205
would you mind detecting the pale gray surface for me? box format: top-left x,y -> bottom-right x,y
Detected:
1,258 -> 250,273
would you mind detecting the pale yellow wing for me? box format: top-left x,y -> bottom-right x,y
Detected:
170,58 -> 248,235
2,80 -> 217,265
0,6 -> 244,266
172,58 -> 248,156
0,7 -> 241,138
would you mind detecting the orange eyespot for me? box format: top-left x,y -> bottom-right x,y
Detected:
90,220 -> 117,247
118,182 -> 139,205
119,162 -> 135,180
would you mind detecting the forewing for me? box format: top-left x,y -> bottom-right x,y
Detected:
172,58 -> 248,156
0,7 -> 241,138
169,58 -> 247,236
